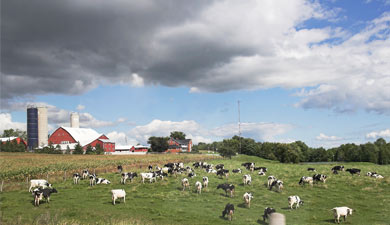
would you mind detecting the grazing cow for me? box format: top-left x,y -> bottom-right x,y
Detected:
164,163 -> 175,168
222,203 -> 235,221
243,174 -> 252,185
73,173 -> 81,184
117,165 -> 123,173
203,176 -> 209,189
217,169 -> 229,178
267,176 -> 277,188
217,184 -> 235,197
313,174 -> 327,183
346,168 -> 361,175
332,207 -> 353,224
366,172 -> 377,176
188,172 -> 196,178
206,168 -> 217,174
96,178 -> 111,184
111,189 -> 126,205
193,162 -> 201,168
89,174 -> 98,186
333,170 -> 339,174
182,178 -> 190,191
243,192 -> 253,208
195,181 -> 202,194
372,174 -> 384,179
141,173 -> 157,183
29,179 -> 52,192
332,166 -> 345,172
241,162 -> 253,168
186,167 -> 193,174
254,167 -> 267,172
299,176 -> 313,186
249,163 -> 255,172
232,169 -> 242,173
148,165 -> 153,171
215,164 -> 224,170
288,196 -> 303,209
121,172 -> 138,184
162,167 -> 173,176
82,170 -> 89,179
307,168 -> 316,172
155,166 -> 161,171
270,180 -> 283,192
33,188 -> 58,206
258,171 -> 266,176
263,207 -> 276,221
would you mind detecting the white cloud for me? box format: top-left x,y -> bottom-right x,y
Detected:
0,113 -> 26,134
107,131 -> 138,146
76,104 -> 85,111
316,133 -> 343,141
126,119 -> 292,144
366,129 -> 390,139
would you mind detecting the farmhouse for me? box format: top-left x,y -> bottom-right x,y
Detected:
166,137 -> 192,153
0,136 -> 27,148
48,126 -> 115,153
113,144 -> 148,155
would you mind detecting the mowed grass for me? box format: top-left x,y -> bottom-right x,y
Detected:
1,155 -> 390,225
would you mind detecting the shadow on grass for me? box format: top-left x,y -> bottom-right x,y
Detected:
257,219 -> 268,225
281,207 -> 291,210
323,219 -> 336,223
237,203 -> 248,208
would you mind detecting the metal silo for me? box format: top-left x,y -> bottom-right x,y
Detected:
27,107 -> 38,150
37,107 -> 48,147
70,112 -> 79,128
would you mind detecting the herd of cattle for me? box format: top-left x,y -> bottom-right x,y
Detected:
27,161 -> 385,223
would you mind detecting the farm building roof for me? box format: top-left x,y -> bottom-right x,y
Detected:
0,136 -> 18,142
60,126 -> 102,146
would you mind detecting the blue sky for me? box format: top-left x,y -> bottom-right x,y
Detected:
1,0 -> 390,148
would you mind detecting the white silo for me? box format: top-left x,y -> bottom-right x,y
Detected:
37,106 -> 48,147
70,112 -> 79,128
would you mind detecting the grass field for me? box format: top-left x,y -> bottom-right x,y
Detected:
1,154 -> 389,225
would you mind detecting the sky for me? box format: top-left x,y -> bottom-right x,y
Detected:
1,0 -> 390,148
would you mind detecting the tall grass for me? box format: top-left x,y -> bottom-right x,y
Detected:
1,154 -> 389,224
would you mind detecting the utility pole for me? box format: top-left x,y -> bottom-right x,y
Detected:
238,100 -> 241,154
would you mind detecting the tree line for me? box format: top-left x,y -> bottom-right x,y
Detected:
194,136 -> 390,165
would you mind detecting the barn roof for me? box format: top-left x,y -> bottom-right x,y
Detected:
0,136 -> 18,142
60,126 -> 102,146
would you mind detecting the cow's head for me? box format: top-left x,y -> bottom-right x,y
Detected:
51,188 -> 58,193
347,208 -> 353,215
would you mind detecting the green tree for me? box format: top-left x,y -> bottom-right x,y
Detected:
2,129 -> 27,139
218,139 -> 238,159
95,143 -> 104,155
73,142 -> 84,154
85,145 -> 94,154
148,136 -> 169,152
170,131 -> 186,140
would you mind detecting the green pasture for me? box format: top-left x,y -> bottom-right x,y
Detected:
1,155 -> 389,224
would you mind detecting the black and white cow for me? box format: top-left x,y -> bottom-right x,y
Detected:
73,173 -> 81,184
29,179 -> 52,192
121,172 -> 138,184
195,181 -> 202,194
140,172 -> 157,183
331,166 -> 345,172
215,164 -> 224,170
269,180 -> 284,192
217,184 -> 235,197
206,168 -> 217,174
222,203 -> 235,221
243,192 -> 254,208
366,171 -> 377,176
217,169 -> 229,178
117,165 -> 123,173
254,167 -> 267,172
313,174 -> 327,183
33,188 -> 58,206
258,171 -> 266,176
203,176 -> 209,189
96,178 -> 111,184
267,176 -> 277,188
243,174 -> 252,185
188,172 -> 196,178
182,178 -> 190,191
148,165 -> 153,171
307,168 -> 316,172
346,168 -> 361,176
89,174 -> 97,186
262,207 -> 276,221
371,174 -> 384,179
164,163 -> 175,168
241,162 -> 253,168
299,176 -> 313,186
232,168 -> 242,173
288,195 -> 304,209
82,170 -> 89,179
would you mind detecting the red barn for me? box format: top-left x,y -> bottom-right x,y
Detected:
48,126 -> 115,153
166,138 -> 192,153
0,137 -> 27,148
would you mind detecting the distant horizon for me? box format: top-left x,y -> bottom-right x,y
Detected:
1,0 -> 389,148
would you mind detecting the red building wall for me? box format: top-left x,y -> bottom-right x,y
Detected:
48,127 -> 76,144
84,135 -> 115,152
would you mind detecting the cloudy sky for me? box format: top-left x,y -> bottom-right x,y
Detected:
1,0 -> 390,148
